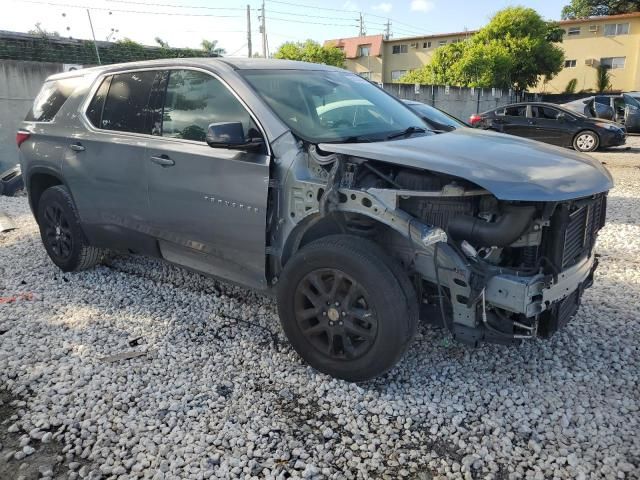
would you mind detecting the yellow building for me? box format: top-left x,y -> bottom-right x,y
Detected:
325,12 -> 640,92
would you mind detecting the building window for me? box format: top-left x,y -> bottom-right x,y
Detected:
391,70 -> 407,81
358,71 -> 371,80
358,44 -> 371,57
564,59 -> 577,68
423,41 -> 432,48
567,26 -> 581,36
600,57 -> 626,69
438,40 -> 447,46
604,23 -> 629,36
392,44 -> 408,54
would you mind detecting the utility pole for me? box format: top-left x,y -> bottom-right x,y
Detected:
260,0 -> 267,58
358,13 -> 364,36
384,19 -> 391,39
246,5 -> 252,57
86,9 -> 101,65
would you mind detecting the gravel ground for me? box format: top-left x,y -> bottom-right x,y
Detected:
1,138 -> 639,480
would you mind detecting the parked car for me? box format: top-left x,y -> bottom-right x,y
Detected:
562,94 -> 640,133
402,100 -> 467,132
18,59 -> 612,381
470,102 -> 626,152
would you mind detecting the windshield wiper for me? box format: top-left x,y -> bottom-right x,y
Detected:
386,126 -> 428,140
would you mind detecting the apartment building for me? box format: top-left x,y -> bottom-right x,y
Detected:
325,12 -> 640,92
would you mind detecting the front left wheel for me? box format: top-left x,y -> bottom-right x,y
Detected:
573,130 -> 600,152
37,185 -> 103,272
276,235 -> 418,382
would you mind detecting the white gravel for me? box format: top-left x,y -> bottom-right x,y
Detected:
1,138 -> 639,479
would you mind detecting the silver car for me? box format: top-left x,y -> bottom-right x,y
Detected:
18,58 -> 613,381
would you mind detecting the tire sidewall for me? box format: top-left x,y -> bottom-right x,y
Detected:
37,187 -> 86,272
277,237 -> 413,381
573,130 -> 599,152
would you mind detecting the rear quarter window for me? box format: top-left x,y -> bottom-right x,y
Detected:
25,77 -> 82,122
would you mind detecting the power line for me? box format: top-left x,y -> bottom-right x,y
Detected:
265,9 -> 358,22
268,16 -> 358,27
266,0 -> 436,35
106,0 -> 245,10
15,0 -> 244,17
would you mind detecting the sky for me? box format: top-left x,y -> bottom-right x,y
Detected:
0,0 -> 566,57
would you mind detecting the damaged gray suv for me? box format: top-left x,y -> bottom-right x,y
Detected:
18,59 -> 613,381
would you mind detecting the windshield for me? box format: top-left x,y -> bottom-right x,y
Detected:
408,103 -> 467,129
240,69 -> 428,143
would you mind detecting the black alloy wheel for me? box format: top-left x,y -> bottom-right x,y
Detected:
294,268 -> 378,360
41,203 -> 73,262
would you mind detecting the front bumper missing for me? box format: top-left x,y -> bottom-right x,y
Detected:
484,253 -> 597,317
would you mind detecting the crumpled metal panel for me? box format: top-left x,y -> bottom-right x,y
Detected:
319,128 -> 614,201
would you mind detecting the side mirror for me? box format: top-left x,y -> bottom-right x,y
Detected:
206,122 -> 264,151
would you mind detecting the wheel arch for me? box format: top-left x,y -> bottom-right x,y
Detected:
279,211 -> 411,272
26,167 -> 68,215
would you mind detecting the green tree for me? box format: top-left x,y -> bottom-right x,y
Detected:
564,78 -> 579,93
274,40 -> 346,67
155,37 -> 170,48
201,39 -> 226,56
28,22 -> 60,38
400,7 -> 565,93
596,64 -> 612,93
561,0 -> 639,19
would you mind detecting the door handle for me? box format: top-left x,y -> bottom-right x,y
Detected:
69,143 -> 85,152
150,155 -> 175,167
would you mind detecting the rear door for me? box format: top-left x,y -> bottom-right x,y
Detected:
65,70 -> 160,249
146,68 -> 270,289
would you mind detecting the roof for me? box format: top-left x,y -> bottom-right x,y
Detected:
386,30 -> 476,43
558,11 -> 640,25
47,57 -> 342,81
324,34 -> 384,59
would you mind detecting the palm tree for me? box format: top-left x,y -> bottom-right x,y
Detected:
201,39 -> 226,57
596,65 -> 611,94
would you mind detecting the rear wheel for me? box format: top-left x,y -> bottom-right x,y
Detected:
573,130 -> 599,152
37,185 -> 103,272
277,235 -> 418,382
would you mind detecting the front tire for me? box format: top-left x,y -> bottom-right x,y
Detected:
573,130 -> 599,152
37,185 -> 103,272
277,235 -> 418,382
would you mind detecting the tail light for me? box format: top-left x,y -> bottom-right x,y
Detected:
16,130 -> 31,148
469,114 -> 483,126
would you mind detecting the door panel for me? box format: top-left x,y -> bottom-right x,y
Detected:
529,106 -> 570,146
147,69 -> 270,289
65,71 -> 160,244
497,105 -> 531,137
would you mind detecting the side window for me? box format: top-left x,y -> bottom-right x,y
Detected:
101,71 -> 158,134
86,76 -> 112,128
161,70 -> 257,142
26,77 -> 82,122
504,106 -> 526,117
540,107 -> 561,120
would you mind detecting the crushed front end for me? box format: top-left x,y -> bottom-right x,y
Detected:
276,145 -> 609,346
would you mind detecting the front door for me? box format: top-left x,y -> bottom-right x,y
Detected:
529,106 -> 571,146
146,69 -> 270,289
497,105 -> 531,137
